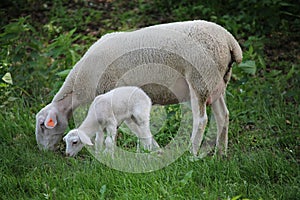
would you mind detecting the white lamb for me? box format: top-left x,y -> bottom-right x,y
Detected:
36,20 -> 243,156
63,86 -> 159,157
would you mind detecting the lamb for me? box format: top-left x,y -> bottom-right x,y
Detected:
62,86 -> 159,157
35,20 -> 242,156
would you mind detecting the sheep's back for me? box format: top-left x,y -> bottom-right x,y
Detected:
53,20 -> 241,105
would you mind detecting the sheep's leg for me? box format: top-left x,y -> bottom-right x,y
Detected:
124,119 -> 142,152
124,119 -> 141,152
138,122 -> 159,152
104,124 -> 117,158
212,94 -> 229,156
188,82 -> 208,156
95,129 -> 104,153
127,116 -> 160,152
133,104 -> 160,151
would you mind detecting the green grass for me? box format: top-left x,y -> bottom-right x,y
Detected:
1,0 -> 299,199
1,77 -> 299,199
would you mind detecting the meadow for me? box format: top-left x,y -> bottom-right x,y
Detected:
0,0 -> 299,199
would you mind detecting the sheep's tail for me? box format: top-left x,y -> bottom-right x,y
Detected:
223,34 -> 243,84
228,34 -> 243,64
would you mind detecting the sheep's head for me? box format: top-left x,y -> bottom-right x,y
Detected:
35,103 -> 68,151
63,129 -> 93,157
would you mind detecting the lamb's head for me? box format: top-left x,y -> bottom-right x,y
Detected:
35,104 -> 68,151
63,129 -> 93,157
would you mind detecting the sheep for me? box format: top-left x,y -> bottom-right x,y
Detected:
35,20 -> 242,156
62,86 -> 160,157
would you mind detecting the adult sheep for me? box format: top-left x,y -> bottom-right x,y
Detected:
35,20 -> 242,156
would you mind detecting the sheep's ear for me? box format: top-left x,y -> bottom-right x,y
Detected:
45,110 -> 57,129
78,132 -> 93,146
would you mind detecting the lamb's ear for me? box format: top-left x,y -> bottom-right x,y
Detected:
45,110 -> 57,129
78,132 -> 93,146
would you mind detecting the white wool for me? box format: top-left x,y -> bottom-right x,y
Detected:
63,86 -> 159,157
53,20 -> 242,105
36,20 -> 242,155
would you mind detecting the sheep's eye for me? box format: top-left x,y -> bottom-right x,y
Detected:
38,119 -> 45,128
72,141 -> 78,145
40,123 -> 45,131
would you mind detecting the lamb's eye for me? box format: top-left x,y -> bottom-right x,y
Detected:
72,141 -> 78,145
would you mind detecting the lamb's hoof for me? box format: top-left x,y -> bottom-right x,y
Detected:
188,148 -> 208,162
150,148 -> 163,157
188,153 -> 206,162
103,148 -> 115,159
95,146 -> 104,155
189,147 -> 198,157
188,155 -> 200,162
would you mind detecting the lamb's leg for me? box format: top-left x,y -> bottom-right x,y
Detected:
126,116 -> 160,152
138,122 -> 160,152
188,82 -> 208,156
133,103 -> 160,151
124,119 -> 142,152
95,129 -> 104,153
104,124 -> 117,158
212,94 -> 229,156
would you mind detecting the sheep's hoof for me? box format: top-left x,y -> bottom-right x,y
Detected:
188,153 -> 207,162
103,148 -> 115,159
189,147 -> 198,157
150,148 -> 163,157
188,155 -> 200,162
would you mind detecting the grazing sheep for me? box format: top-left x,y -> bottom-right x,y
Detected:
63,86 -> 160,157
35,20 -> 242,156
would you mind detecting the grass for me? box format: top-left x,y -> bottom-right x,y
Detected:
1,0 -> 299,199
1,77 -> 299,199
